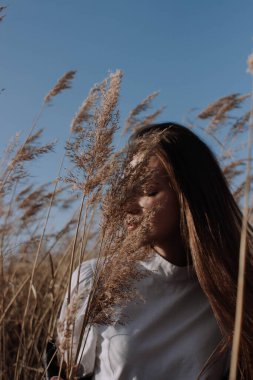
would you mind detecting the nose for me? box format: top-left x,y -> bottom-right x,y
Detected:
124,195 -> 142,215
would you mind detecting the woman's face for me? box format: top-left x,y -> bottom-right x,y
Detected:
125,155 -> 180,246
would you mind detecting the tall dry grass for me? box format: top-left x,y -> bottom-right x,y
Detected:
228,53 -> 253,380
1,61 -> 253,380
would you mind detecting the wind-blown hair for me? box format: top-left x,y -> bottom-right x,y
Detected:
129,122 -> 253,379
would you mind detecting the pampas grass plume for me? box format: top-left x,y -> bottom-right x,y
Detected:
44,70 -> 76,104
247,53 -> 253,75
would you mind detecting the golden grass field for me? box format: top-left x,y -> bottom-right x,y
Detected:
1,6 -> 253,376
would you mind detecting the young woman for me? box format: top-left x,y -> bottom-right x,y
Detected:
52,122 -> 253,380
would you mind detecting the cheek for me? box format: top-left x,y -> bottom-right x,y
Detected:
152,194 -> 180,234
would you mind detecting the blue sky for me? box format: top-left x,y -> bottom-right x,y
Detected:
1,0 -> 253,184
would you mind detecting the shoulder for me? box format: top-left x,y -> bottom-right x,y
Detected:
70,258 -> 97,293
59,259 -> 97,320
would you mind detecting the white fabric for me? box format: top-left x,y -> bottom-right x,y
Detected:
59,253 -> 228,380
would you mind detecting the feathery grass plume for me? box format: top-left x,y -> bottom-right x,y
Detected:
0,69 -> 74,195
65,70 -> 123,199
0,134 -> 22,196
194,92 -> 252,207
70,86 -> 100,133
0,129 -> 55,195
247,52 -> 253,75
123,91 -> 163,135
132,107 -> 166,133
17,184 -> 67,212
212,94 -> 249,128
44,70 -> 76,104
228,111 -> 251,139
0,135 -> 57,261
58,292 -> 83,355
233,175 -> 253,204
0,131 -> 56,262
0,133 -> 21,175
222,159 -> 246,184
198,93 -> 250,131
96,69 -> 123,129
1,67 -> 74,194
53,70 -> 125,374
16,184 -> 70,229
198,94 -> 246,119
64,69 -> 123,281
229,54 -> 253,380
0,5 -> 6,22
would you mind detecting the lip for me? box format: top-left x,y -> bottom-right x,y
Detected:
126,223 -> 137,230
125,216 -> 139,230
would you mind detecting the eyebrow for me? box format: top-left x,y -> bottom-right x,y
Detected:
143,180 -> 160,187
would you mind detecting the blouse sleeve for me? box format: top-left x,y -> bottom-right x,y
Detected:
58,259 -> 98,376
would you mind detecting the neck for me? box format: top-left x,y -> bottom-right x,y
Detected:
152,236 -> 189,266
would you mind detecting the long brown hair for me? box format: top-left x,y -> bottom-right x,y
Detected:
129,122 -> 253,379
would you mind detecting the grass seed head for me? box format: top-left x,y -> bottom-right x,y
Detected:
44,70 -> 76,103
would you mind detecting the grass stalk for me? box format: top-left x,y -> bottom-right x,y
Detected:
229,77 -> 253,380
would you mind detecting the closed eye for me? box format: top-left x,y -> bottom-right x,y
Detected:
147,191 -> 158,197
142,183 -> 160,197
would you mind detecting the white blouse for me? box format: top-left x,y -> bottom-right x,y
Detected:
59,253 -> 229,380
